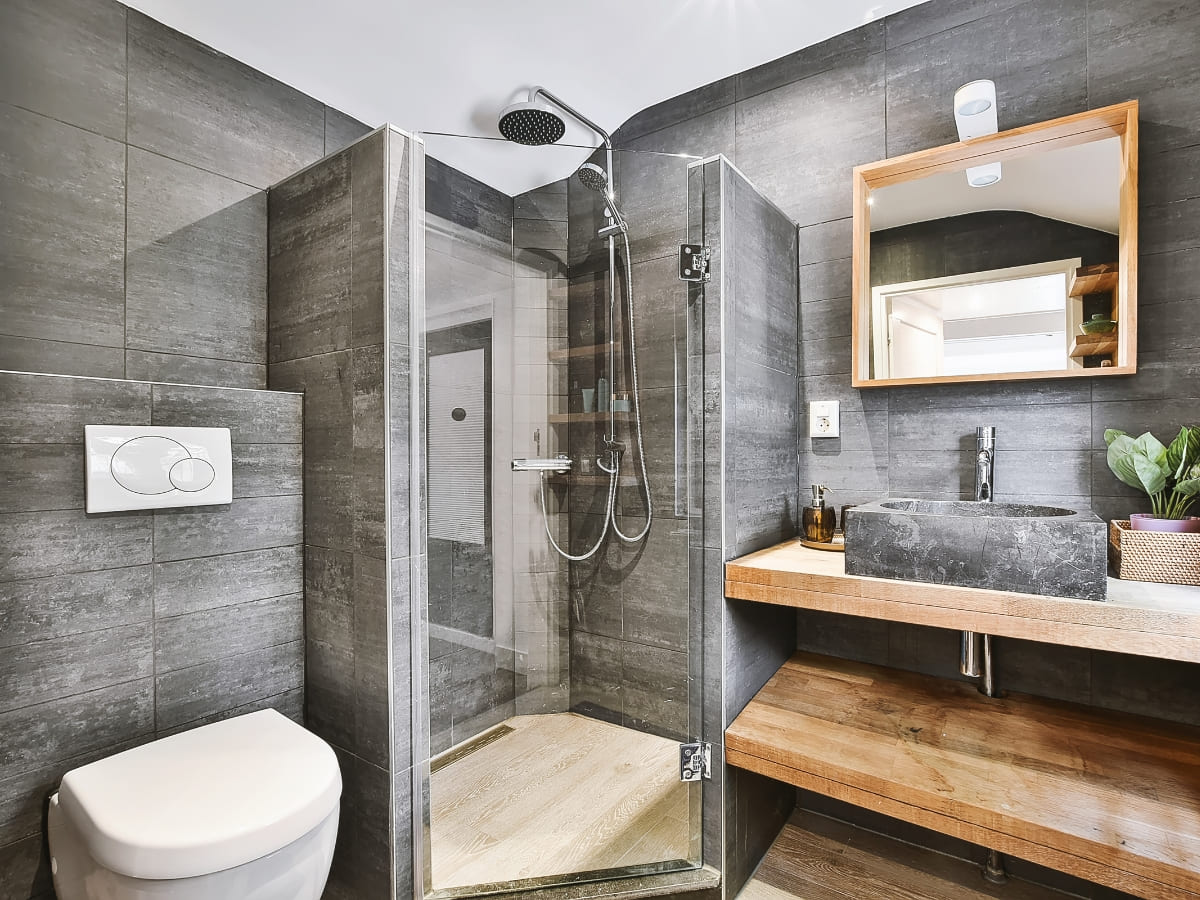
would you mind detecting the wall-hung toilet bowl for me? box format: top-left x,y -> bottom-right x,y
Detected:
48,709 -> 341,900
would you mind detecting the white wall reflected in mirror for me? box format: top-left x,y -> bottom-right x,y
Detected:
872,258 -> 1082,379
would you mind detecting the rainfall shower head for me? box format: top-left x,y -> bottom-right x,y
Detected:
577,163 -> 609,194
497,100 -> 566,146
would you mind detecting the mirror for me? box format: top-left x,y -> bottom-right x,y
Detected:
852,101 -> 1138,387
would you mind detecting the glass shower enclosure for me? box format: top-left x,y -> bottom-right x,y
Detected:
408,131 -> 711,897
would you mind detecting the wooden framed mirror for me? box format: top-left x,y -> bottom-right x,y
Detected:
851,101 -> 1138,388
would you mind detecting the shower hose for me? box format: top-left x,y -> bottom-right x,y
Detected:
539,230 -> 653,561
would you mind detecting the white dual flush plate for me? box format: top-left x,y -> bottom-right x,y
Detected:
84,425 -> 233,513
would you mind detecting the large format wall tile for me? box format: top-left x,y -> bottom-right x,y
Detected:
738,58 -> 885,230
0,105 -> 125,353
0,567 -> 153,648
152,495 -> 303,562
126,148 -> 267,366
150,382 -> 302,443
0,678 -> 154,783
1088,0 -> 1200,153
0,623 -> 153,713
0,445 -> 86,512
0,373 -> 150,443
126,12 -> 324,189
326,107 -> 372,155
153,546 -> 302,618
0,510 -> 153,581
125,349 -> 266,390
0,334 -> 124,380
155,594 -> 303,673
232,443 -> 303,498
154,639 -> 303,730
268,151 -> 353,363
352,134 -> 388,349
0,0 -> 127,141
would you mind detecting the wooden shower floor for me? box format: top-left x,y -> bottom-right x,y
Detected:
430,713 -> 692,889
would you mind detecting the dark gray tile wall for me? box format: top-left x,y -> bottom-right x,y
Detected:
268,127 -> 413,900
0,371 -> 303,898
0,0 -> 370,389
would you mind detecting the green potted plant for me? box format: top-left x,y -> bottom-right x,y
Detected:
1104,425 -> 1200,532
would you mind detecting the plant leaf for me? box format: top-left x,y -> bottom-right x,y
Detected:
1106,437 -> 1147,491
1174,477 -> 1200,498
1104,428 -> 1130,447
1133,431 -> 1169,471
1133,453 -> 1168,495
1167,426 -> 1200,479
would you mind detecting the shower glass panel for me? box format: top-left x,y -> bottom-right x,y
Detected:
413,133 -> 706,897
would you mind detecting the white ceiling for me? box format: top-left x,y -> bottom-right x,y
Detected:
118,0 -> 927,195
870,137 -> 1123,234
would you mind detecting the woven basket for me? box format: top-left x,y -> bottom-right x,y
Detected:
1109,520 -> 1200,586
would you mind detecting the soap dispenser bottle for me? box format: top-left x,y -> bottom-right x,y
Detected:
802,484 -> 836,543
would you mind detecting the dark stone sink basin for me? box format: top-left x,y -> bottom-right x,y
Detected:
878,499 -> 1078,518
843,498 -> 1107,601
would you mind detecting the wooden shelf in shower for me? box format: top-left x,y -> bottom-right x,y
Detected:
547,412 -> 631,424
546,473 -> 640,487
548,342 -> 623,361
725,652 -> 1200,900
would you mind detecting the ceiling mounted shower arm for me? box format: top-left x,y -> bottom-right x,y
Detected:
531,86 -> 612,149
531,86 -> 616,195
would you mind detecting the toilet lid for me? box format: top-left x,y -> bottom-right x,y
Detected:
57,709 -> 341,880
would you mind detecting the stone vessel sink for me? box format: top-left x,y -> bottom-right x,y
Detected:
843,499 -> 1107,601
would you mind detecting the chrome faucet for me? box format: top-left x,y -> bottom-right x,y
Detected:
975,426 -> 996,502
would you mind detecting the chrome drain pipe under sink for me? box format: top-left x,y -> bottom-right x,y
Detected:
961,425 -> 998,698
966,426 -> 1006,886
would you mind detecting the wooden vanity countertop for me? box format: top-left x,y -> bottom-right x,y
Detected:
725,540 -> 1200,663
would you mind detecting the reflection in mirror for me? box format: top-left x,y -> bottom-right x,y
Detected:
868,136 -> 1121,380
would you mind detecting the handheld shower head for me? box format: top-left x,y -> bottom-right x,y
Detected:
498,99 -> 566,145
577,162 -> 609,194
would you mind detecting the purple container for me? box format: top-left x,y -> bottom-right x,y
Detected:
1129,513 -> 1200,534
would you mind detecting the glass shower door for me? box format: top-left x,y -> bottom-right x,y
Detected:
416,135 -> 705,897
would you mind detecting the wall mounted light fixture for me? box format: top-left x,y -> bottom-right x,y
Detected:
954,79 -> 1002,187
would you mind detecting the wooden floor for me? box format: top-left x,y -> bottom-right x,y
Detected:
430,713 -> 692,890
738,813 -> 1071,900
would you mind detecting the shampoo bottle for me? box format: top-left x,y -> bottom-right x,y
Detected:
802,484 -> 836,543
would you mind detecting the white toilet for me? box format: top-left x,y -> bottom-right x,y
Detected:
48,709 -> 341,900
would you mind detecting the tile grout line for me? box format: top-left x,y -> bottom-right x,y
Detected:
123,12 -> 130,382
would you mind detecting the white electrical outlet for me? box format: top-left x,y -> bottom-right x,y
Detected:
809,401 -> 840,438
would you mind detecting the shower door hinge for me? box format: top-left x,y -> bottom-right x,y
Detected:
678,244 -> 711,283
679,741 -> 712,782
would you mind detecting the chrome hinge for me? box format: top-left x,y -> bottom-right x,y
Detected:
679,741 -> 712,782
678,244 -> 711,283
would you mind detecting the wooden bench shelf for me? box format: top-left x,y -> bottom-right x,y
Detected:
740,812 -> 1067,900
548,342 -> 621,361
725,540 -> 1200,664
726,652 -> 1200,900
547,411 -> 630,424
